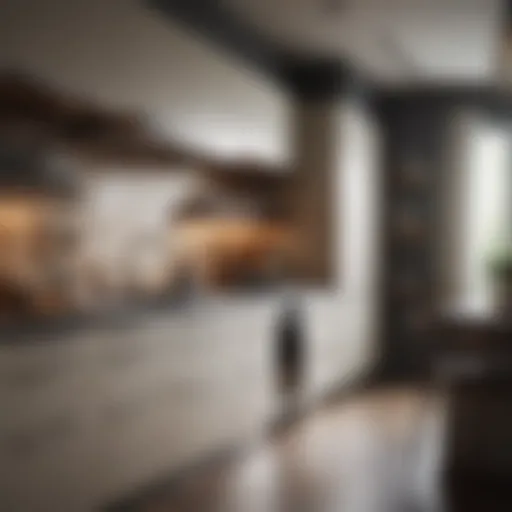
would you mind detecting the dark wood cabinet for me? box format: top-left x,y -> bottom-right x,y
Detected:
433,318 -> 512,487
432,318 -> 512,384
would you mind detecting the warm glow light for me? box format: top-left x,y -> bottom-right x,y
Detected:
0,195 -> 51,231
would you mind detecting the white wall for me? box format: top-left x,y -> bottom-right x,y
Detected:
336,100 -> 381,299
0,0 -> 290,165
302,99 -> 381,401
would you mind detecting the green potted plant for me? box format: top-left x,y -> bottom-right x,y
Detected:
488,241 -> 512,316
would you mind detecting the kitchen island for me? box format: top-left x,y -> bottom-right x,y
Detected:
0,292 -> 373,511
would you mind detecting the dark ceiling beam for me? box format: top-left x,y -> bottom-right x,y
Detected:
500,0 -> 512,75
147,0 -> 364,101
148,0 -> 286,83
506,0 -> 512,31
281,57 -> 371,102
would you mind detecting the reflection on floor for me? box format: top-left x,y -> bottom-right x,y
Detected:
113,388 -> 452,512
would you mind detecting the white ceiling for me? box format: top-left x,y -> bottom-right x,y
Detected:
225,0 -> 505,84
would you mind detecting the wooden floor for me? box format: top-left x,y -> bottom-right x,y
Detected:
110,384 -> 512,512
114,387 -> 459,512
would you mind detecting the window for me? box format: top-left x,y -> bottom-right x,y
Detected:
454,116 -> 511,316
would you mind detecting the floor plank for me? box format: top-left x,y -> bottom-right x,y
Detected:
118,387 -> 451,512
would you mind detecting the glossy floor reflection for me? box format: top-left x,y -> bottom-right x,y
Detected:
124,388 -> 450,512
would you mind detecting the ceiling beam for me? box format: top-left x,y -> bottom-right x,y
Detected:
148,0 -> 286,84
147,0 -> 364,101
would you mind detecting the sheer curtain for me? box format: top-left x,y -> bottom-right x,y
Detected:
457,119 -> 511,316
